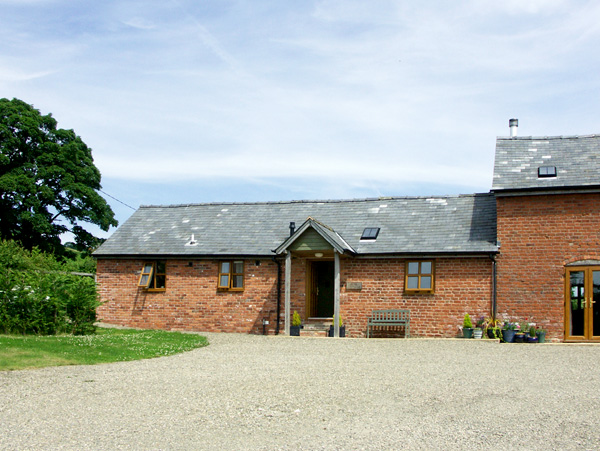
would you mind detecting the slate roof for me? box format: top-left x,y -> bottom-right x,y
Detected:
492,134 -> 600,192
94,194 -> 498,258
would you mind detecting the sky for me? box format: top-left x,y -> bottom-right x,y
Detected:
2,0 -> 600,239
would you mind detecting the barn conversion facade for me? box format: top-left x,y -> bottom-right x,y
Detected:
94,125 -> 600,342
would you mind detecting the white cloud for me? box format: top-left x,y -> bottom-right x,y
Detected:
2,0 -> 600,218
121,17 -> 155,30
0,67 -> 56,82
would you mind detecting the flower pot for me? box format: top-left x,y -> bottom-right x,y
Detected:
487,328 -> 501,339
328,325 -> 346,337
473,328 -> 483,339
514,333 -> 525,343
527,336 -> 538,343
290,325 -> 301,336
463,328 -> 474,338
537,331 -> 546,343
502,329 -> 516,343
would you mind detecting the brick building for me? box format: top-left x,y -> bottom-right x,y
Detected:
95,123 -> 600,342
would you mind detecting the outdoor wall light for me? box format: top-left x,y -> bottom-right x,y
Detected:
315,252 -> 324,258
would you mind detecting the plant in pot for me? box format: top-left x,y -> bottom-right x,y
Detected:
502,321 -> 516,343
484,317 -> 502,340
328,315 -> 345,337
473,317 -> 484,339
290,311 -> 302,336
527,325 -> 539,343
462,313 -> 474,338
536,327 -> 547,343
513,322 -> 526,343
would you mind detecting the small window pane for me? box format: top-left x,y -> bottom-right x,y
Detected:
233,261 -> 243,273
408,262 -> 419,275
138,263 -> 154,287
220,275 -> 230,287
154,275 -> 166,289
407,276 -> 419,289
421,276 -> 432,289
156,261 -> 166,273
220,262 -> 230,273
233,275 -> 244,288
421,262 -> 432,274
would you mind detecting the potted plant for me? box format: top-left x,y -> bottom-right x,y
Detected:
502,321 -> 516,343
328,316 -> 345,337
473,317 -> 484,339
536,328 -> 547,343
513,322 -> 526,343
462,313 -> 474,338
527,325 -> 538,343
484,317 -> 502,340
290,311 -> 302,336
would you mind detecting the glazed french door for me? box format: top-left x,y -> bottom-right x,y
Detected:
565,267 -> 600,341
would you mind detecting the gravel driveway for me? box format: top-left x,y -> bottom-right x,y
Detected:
2,333 -> 600,450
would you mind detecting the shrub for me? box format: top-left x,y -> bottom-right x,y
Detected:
463,313 -> 473,329
292,311 -> 302,327
0,240 -> 99,335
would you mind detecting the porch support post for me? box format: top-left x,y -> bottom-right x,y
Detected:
284,251 -> 291,335
334,251 -> 341,338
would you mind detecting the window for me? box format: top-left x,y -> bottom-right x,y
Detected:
138,261 -> 166,291
361,227 -> 380,240
218,261 -> 244,291
405,261 -> 434,293
538,166 -> 557,178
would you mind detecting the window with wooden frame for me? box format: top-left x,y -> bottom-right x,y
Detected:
218,261 -> 244,291
405,260 -> 434,293
138,261 -> 166,291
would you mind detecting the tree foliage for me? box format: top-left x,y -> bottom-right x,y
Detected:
0,98 -> 117,255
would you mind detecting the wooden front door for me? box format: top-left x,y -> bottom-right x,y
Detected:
308,260 -> 334,318
565,267 -> 600,341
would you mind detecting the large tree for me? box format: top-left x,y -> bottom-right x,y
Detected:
0,98 -> 118,254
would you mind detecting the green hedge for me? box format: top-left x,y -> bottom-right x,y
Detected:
0,240 -> 99,335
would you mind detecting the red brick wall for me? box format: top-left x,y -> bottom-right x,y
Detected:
340,257 -> 493,338
97,258 -> 280,334
496,193 -> 600,341
97,255 -> 493,337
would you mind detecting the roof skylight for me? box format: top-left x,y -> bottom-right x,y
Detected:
538,166 -> 557,178
361,227 -> 380,240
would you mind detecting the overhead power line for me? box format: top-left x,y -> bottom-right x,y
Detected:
99,189 -> 137,211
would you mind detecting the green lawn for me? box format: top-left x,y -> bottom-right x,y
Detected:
0,327 -> 209,371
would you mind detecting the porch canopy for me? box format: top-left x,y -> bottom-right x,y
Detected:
274,218 -> 355,337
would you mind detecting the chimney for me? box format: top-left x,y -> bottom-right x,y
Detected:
509,118 -> 518,137
289,222 -> 296,237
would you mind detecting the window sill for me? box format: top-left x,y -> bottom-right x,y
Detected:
404,290 -> 434,295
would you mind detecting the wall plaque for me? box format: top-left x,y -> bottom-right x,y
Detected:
346,281 -> 362,291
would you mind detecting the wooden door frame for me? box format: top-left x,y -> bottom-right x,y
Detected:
306,258 -> 334,319
565,266 -> 600,342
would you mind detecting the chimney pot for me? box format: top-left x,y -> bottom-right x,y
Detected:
509,118 -> 518,137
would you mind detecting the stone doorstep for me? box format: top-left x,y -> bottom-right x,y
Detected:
300,318 -> 333,337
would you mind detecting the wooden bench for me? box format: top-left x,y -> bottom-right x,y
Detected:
366,309 -> 410,338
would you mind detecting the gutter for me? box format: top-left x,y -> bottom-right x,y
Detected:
492,185 -> 600,197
